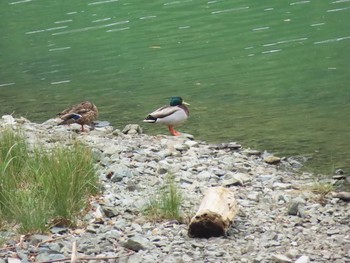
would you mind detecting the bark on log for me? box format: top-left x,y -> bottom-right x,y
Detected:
188,186 -> 239,238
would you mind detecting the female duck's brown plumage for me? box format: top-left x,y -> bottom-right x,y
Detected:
58,101 -> 98,132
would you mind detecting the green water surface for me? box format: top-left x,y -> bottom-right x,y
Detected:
1,0 -> 349,174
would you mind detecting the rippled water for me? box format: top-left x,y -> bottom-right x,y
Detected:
1,0 -> 349,174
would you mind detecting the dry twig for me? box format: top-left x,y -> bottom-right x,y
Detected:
35,235 -> 69,249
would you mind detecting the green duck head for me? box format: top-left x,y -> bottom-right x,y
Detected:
170,96 -> 190,106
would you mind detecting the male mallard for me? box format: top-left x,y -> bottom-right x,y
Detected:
57,101 -> 98,132
143,96 -> 190,136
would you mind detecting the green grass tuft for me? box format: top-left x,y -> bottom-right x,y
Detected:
144,175 -> 183,222
0,128 -> 99,233
310,182 -> 334,196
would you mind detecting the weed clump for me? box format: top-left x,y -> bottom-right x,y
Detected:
0,128 -> 99,233
144,175 -> 183,222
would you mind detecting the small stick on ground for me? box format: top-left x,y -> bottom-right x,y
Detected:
70,241 -> 77,263
35,235 -> 69,249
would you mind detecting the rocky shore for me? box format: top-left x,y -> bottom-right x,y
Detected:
0,115 -> 349,263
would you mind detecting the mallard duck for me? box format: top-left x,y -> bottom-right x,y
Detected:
57,101 -> 98,132
143,96 -> 190,136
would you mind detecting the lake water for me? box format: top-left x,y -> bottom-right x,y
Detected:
1,0 -> 349,174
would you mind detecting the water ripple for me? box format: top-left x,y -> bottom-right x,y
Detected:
164,0 -> 193,6
54,20 -> 73,24
332,0 -> 350,3
88,0 -> 119,5
290,1 -> 310,5
211,6 -> 249,15
139,16 -> 157,20
106,27 -> 130,33
92,18 -> 111,23
49,47 -> 71,52
262,49 -> 282,54
164,1 -> 181,5
51,80 -> 71,85
263,37 -> 308,47
0,82 -> 15,87
253,27 -> 270,31
327,7 -> 350,12
311,23 -> 325,27
26,26 -> 68,34
9,0 -> 31,5
314,35 -> 350,44
52,21 -> 129,35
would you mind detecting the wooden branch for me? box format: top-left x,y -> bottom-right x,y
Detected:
331,191 -> 350,201
188,186 -> 239,238
35,235 -> 69,249
70,241 -> 77,263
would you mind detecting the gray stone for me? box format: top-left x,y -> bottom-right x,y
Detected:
232,172 -> 251,184
273,182 -> 291,190
243,149 -> 261,156
101,205 -> 120,218
288,201 -> 301,216
247,192 -> 260,202
223,178 -> 242,187
48,242 -> 61,252
185,140 -> 198,147
174,143 -> 189,152
286,248 -> 299,259
264,156 -> 281,164
122,239 -> 145,252
2,115 -> 16,125
271,254 -> 292,263
110,165 -> 134,182
295,255 -> 310,263
50,226 -> 68,235
29,234 -> 51,246
122,124 -> 142,135
35,253 -> 65,262
197,170 -> 212,180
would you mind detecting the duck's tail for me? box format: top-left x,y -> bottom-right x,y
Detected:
58,113 -> 82,125
143,115 -> 157,123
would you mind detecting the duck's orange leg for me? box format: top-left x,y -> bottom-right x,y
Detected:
168,126 -> 181,136
81,124 -> 85,132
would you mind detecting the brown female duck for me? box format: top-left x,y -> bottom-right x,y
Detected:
58,101 -> 98,132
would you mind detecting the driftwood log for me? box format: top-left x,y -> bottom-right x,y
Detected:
188,186 -> 239,238
331,191 -> 350,202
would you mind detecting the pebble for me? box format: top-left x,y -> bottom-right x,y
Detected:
295,255 -> 310,263
0,116 -> 349,263
264,156 -> 281,164
271,254 -> 292,263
